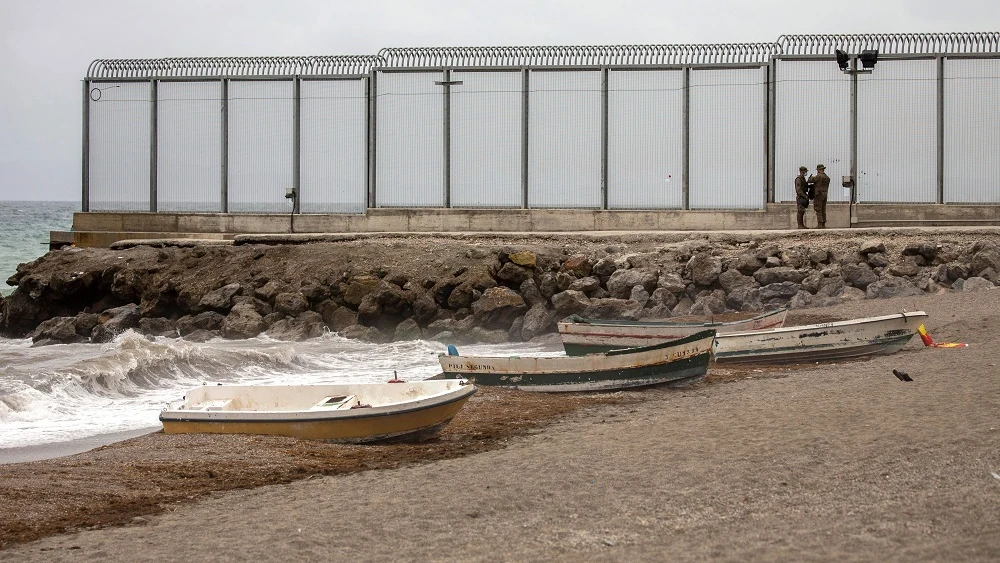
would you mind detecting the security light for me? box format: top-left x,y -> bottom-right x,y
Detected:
860,49 -> 879,69
835,49 -> 850,71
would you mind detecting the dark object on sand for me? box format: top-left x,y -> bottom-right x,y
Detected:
893,369 -> 913,382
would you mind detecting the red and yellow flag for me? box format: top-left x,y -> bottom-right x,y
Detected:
917,324 -> 968,348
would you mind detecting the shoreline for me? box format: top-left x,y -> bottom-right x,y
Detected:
0,427 -> 159,465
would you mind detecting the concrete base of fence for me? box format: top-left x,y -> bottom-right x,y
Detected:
54,203 -> 1000,248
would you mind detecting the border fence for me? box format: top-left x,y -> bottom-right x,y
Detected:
81,33 -> 1000,214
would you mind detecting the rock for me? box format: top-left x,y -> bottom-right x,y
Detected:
519,279 -> 547,308
808,249 -> 830,265
138,317 -> 178,337
74,313 -> 100,337
838,287 -> 867,301
753,267 -> 810,286
508,250 -> 537,267
591,257 -> 617,278
538,274 -> 559,299
689,294 -> 727,316
232,296 -> 272,317
273,292 -> 309,317
560,256 -> 592,277
507,316 -> 525,342
648,288 -> 678,310
447,282 -> 476,310
220,302 -> 264,339
764,256 -> 782,268
731,253 -> 764,275
198,283 -> 241,311
859,239 -> 886,255
555,272 -> 576,291
340,324 -> 387,343
656,272 -> 687,294
183,329 -> 217,342
265,311 -> 326,341
176,311 -> 225,336
889,258 -> 922,278
343,275 -> 381,307
468,327 -> 509,344
971,247 -> 1000,276
261,312 -> 285,330
471,286 -> 528,329
841,263 -> 878,290
466,247 -> 490,259
788,290 -> 814,309
607,269 -> 657,298
91,304 -> 141,343
800,273 -> 822,294
580,298 -> 643,321
718,269 -> 756,293
642,304 -> 673,319
685,254 -> 723,286
758,282 -> 800,302
30,317 -> 82,344
865,276 -> 924,299
496,262 -> 532,285
568,276 -> 601,294
902,243 -> 938,262
521,304 -> 554,341
779,249 -> 808,269
959,276 -> 995,291
551,290 -> 591,313
980,267 -> 999,283
866,252 -> 889,269
815,277 -> 846,298
630,286 -> 650,308
393,318 -> 423,340
253,280 -> 289,304
411,293 -> 440,324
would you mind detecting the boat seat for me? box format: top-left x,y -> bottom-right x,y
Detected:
199,399 -> 233,411
311,395 -> 358,410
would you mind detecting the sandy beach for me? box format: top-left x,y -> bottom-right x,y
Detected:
2,289 -> 999,561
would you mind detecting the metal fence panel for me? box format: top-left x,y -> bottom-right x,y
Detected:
689,68 -> 766,209
88,82 -> 150,210
528,70 -> 602,208
857,60 -> 937,203
774,60 -> 852,203
375,71 -> 445,207
300,79 -> 368,213
228,80 -> 295,213
608,69 -> 684,209
157,81 -> 222,212
450,71 -> 523,208
944,58 -> 1000,203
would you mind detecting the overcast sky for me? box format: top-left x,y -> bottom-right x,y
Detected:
1,0 -> 997,202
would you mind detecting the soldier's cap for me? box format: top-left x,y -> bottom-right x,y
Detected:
817,164 -> 826,170
799,166 -> 808,172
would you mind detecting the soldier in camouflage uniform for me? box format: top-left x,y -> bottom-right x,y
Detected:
794,166 -> 810,229
807,164 -> 831,229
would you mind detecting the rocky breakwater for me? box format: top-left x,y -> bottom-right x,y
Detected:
2,231 -> 999,346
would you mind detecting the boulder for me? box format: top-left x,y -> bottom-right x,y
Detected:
519,279 -> 547,308
788,290 -> 814,309
902,243 -> 938,262
232,296 -> 273,317
468,327 -> 509,344
753,267 -> 810,286
183,329 -> 217,342
273,292 -> 310,317
560,256 -> 592,277
411,293 -> 441,324
508,250 -> 537,267
75,313 -> 100,337
340,324 -> 387,343
866,253 -> 889,269
689,294 -> 727,316
471,286 -> 528,329
648,288 -> 678,311
889,258 -> 921,278
91,304 -> 141,343
630,285 -> 650,308
957,276 -> 995,292
220,302 -> 264,339
591,256 -> 618,278
496,262 -> 532,285
656,272 -> 687,294
138,317 -> 178,337
568,276 -> 602,294
343,275 -> 381,307
30,317 -> 82,344
718,269 -> 756,293
198,283 -> 241,312
508,316 -> 525,342
253,280 -> 290,304
758,282 -> 800,302
551,290 -> 592,313
841,263 -> 878,290
808,249 -> 830,265
971,247 -> 1000,276
265,311 -> 326,341
671,297 -> 694,317
731,253 -> 764,275
580,298 -> 643,321
865,276 -> 924,299
838,287 -> 867,301
685,254 -> 723,286
176,311 -> 225,336
393,318 -> 423,341
607,269 -> 657,299
859,239 -> 886,255
521,304 -> 554,341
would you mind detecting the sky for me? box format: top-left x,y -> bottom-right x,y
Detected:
1,0 -> 997,202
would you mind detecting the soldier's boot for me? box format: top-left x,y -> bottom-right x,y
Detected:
796,210 -> 807,229
818,222 -> 825,229
796,217 -> 807,229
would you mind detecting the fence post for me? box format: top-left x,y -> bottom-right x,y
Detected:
600,67 -> 609,210
368,72 -> 378,209
850,56 -> 858,213
221,78 -> 229,213
682,66 -> 690,210
443,69 -> 452,208
766,61 -> 776,204
149,79 -> 158,213
293,76 -> 301,214
521,69 -> 530,209
82,80 -> 90,212
936,56 -> 945,204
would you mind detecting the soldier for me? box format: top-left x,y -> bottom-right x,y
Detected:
794,166 -> 810,229
807,164 -> 831,229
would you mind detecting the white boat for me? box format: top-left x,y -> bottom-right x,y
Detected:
711,311 -> 928,364
437,330 -> 716,392
159,379 -> 476,443
558,307 -> 788,355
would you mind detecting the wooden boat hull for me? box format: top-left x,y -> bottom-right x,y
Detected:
159,380 -> 476,443
712,311 -> 928,364
559,308 -> 788,356
438,330 -> 715,392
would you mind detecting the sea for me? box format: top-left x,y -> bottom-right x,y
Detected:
0,201 -> 545,460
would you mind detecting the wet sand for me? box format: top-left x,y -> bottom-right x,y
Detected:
1,290 -> 999,561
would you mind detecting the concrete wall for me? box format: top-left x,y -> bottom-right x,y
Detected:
58,204 -> 1000,247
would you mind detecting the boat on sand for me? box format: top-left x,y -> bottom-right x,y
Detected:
436,329 -> 715,392
159,379 -> 476,443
